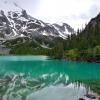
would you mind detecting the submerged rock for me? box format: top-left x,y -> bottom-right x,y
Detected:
85,94 -> 96,99
79,98 -> 85,100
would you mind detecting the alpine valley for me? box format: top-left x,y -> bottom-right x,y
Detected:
0,1 -> 100,100
0,0 -> 100,62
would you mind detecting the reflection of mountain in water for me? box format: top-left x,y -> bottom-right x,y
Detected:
0,56 -> 100,100
0,73 -> 100,100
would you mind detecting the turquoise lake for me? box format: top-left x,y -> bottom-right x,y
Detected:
0,56 -> 100,100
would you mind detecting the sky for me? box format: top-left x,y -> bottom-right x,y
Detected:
0,0 -> 100,30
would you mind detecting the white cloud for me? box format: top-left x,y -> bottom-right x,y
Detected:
0,0 -> 100,30
33,0 -> 100,30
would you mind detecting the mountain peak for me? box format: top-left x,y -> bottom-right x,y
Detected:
0,0 -> 22,13
0,2 -> 75,47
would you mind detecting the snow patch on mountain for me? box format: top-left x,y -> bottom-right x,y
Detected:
0,1 -> 74,43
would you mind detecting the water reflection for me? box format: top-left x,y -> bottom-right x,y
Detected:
0,73 -> 100,100
0,56 -> 100,100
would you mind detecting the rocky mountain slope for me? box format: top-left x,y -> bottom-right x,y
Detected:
0,10 -> 74,40
0,1 -> 74,48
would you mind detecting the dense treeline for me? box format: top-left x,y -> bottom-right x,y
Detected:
49,14 -> 100,61
4,37 -> 48,55
10,42 -> 49,55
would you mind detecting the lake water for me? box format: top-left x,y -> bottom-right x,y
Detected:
0,56 -> 100,100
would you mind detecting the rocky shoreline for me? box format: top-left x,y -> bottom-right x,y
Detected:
64,56 -> 100,63
79,93 -> 100,100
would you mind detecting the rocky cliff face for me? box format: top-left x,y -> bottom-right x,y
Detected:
0,10 -> 74,41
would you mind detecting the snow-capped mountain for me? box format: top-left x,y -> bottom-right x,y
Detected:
0,1 -> 74,45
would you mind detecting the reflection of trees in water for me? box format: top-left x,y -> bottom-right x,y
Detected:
0,73 -> 100,100
83,80 -> 100,95
71,80 -> 100,95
